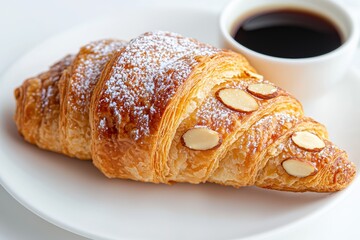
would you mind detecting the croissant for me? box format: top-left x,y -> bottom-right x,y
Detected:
15,31 -> 356,192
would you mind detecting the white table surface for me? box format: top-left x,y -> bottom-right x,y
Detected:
0,0 -> 359,239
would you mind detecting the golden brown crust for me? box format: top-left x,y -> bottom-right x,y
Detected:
59,39 -> 127,159
15,31 -> 356,192
14,55 -> 74,153
254,119 -> 355,192
14,40 -> 126,159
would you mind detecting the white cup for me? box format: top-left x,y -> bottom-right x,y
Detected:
220,0 -> 359,101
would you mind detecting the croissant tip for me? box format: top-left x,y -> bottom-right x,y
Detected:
316,154 -> 357,192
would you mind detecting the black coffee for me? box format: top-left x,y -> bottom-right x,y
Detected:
233,9 -> 343,58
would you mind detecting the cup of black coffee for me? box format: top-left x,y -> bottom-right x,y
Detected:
220,0 -> 359,100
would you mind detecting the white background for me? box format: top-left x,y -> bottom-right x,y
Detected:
0,0 -> 359,239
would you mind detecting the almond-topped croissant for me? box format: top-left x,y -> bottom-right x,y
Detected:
15,31 -> 356,192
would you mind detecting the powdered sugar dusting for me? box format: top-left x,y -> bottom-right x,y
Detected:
41,55 -> 74,110
197,97 -> 237,133
195,80 -> 260,134
245,112 -> 300,156
254,112 -> 298,128
154,57 -> 199,110
70,40 -> 126,112
99,117 -> 107,130
102,31 -> 218,140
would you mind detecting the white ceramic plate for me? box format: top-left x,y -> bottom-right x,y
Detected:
0,6 -> 359,240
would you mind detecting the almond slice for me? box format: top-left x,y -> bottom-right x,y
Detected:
282,159 -> 317,177
247,83 -> 278,99
182,127 -> 221,150
216,88 -> 259,112
244,69 -> 264,80
291,131 -> 325,151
